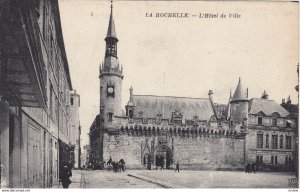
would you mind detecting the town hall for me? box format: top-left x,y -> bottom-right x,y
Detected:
89,2 -> 297,171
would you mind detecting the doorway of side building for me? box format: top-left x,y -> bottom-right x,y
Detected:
155,145 -> 172,169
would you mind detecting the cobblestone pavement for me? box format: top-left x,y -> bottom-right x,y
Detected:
61,169 -> 296,188
132,170 -> 296,188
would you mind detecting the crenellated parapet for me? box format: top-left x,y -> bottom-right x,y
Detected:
104,115 -> 243,138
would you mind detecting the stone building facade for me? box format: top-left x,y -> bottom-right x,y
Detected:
89,4 -> 298,171
0,0 -> 78,188
70,90 -> 81,169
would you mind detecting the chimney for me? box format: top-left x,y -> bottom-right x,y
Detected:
129,86 -> 133,101
208,90 -> 213,101
261,90 -> 268,99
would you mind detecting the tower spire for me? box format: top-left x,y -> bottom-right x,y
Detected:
106,0 -> 117,39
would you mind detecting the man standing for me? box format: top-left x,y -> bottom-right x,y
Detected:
160,160 -> 165,170
61,164 -> 72,188
107,156 -> 112,165
175,162 -> 180,173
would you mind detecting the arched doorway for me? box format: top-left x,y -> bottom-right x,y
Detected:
155,145 -> 172,169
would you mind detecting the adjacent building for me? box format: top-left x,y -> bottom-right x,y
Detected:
70,90 -> 81,169
0,0 -> 79,188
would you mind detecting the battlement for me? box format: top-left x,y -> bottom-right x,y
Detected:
103,115 -> 244,138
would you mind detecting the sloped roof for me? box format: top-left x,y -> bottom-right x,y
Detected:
231,78 -> 248,102
249,98 -> 290,117
132,95 -> 215,121
106,8 -> 117,39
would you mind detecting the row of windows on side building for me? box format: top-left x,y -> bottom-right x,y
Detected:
256,155 -> 293,165
256,116 -> 292,127
257,134 -> 292,149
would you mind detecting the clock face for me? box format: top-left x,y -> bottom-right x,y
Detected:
108,87 -> 114,93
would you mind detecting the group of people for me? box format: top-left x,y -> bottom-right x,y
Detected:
245,162 -> 257,173
107,156 -> 126,172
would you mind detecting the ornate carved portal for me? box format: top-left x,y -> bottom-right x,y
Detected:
141,134 -> 173,169
154,145 -> 172,169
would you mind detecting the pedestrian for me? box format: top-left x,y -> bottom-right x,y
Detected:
175,162 -> 180,173
107,156 -> 112,165
160,161 -> 164,170
61,164 -> 72,188
251,162 -> 256,174
245,163 -> 251,173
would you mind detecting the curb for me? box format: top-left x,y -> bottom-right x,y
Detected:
127,173 -> 184,188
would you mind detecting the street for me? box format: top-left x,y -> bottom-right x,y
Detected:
59,169 -> 296,188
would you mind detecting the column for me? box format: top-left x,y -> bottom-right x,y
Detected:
0,98 -> 9,188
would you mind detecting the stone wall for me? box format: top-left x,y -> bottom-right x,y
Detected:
101,131 -> 245,170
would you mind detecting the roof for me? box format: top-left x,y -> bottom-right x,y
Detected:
231,78 -> 248,102
106,7 -> 117,39
249,98 -> 290,117
132,95 -> 215,121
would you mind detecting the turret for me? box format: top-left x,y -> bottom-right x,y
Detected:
230,77 -> 249,123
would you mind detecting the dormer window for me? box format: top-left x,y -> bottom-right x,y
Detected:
258,117 -> 262,125
286,120 -> 292,128
128,110 -> 133,119
272,117 -> 277,126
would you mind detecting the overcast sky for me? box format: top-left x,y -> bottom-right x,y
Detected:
58,1 -> 299,146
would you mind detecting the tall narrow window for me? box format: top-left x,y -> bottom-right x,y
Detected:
272,135 -> 278,149
258,117 -> 262,125
257,133 -> 263,148
279,135 -> 283,149
266,134 -> 269,148
108,113 -> 113,122
70,97 -> 74,106
286,136 -> 292,149
275,156 -> 278,164
271,156 -> 274,164
256,155 -> 263,164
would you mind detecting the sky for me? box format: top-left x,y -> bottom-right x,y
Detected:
58,0 -> 299,147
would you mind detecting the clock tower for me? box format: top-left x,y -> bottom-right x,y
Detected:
99,1 -> 123,126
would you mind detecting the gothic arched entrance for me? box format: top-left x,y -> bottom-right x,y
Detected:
154,145 -> 172,169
